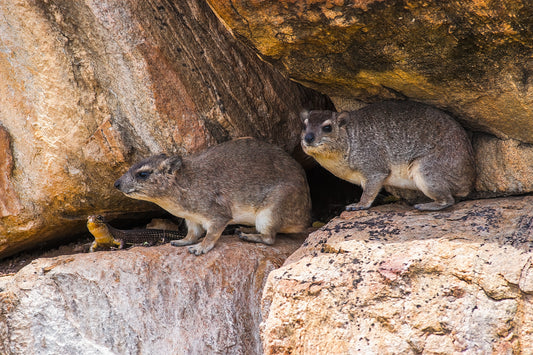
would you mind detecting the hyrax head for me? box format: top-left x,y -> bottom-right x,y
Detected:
114,154 -> 182,202
300,110 -> 348,153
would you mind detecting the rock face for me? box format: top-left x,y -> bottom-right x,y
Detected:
473,133 -> 533,194
261,196 -> 533,354
0,0 -> 331,257
207,0 -> 533,141
207,0 -> 533,197
0,234 -> 304,354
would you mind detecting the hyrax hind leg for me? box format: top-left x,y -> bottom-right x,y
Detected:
171,220 -> 204,246
238,208 -> 279,245
412,160 -> 455,211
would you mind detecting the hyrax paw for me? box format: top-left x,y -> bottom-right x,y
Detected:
187,243 -> 214,256
345,203 -> 370,211
238,233 -> 254,243
414,201 -> 453,211
238,233 -> 259,243
237,230 -> 248,240
171,239 -> 193,247
236,226 -> 257,235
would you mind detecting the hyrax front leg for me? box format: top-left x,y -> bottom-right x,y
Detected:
171,220 -> 204,247
346,173 -> 388,211
187,219 -> 228,256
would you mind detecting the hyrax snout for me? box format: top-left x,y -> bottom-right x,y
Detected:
301,100 -> 475,211
114,137 -> 312,255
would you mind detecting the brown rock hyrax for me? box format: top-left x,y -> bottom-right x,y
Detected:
301,101 -> 475,211
114,138 -> 311,255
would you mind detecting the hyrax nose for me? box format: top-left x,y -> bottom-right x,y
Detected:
114,179 -> 121,190
304,132 -> 315,144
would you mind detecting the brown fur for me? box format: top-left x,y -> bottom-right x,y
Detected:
115,138 -> 311,255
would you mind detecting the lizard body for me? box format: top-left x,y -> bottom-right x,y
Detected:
87,215 -> 183,252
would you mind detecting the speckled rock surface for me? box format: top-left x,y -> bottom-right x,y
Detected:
0,0 -> 330,257
0,234 -> 304,354
261,196 -> 533,354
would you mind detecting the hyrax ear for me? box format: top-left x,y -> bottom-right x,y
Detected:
336,111 -> 350,127
160,155 -> 182,174
300,110 -> 310,124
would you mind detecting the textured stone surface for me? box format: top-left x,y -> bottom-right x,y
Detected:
207,0 -> 533,143
208,0 -> 533,197
0,126 -> 22,218
262,196 -> 533,354
0,0 -> 331,257
473,133 -> 533,194
0,234 -> 304,354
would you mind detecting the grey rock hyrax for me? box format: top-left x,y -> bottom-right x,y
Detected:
114,137 -> 312,255
301,101 -> 475,211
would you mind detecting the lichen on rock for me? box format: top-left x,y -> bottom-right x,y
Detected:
261,196 -> 533,354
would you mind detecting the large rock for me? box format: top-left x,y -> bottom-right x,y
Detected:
207,0 -> 533,197
261,196 -> 533,354
207,0 -> 533,142
0,234 -> 304,354
0,0 -> 331,257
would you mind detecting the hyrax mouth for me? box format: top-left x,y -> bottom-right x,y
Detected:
302,140 -> 324,150
123,189 -> 142,198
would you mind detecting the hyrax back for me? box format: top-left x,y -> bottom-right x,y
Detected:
301,101 -> 475,211
114,138 -> 311,255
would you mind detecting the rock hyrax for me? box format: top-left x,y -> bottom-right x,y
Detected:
301,101 -> 475,211
114,137 -> 311,255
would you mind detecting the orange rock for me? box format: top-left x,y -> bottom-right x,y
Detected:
474,133 -> 533,194
0,0 -> 331,258
262,196 -> 533,354
207,0 -> 533,143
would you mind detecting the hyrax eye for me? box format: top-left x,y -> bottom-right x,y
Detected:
136,171 -> 152,179
322,125 -> 332,133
